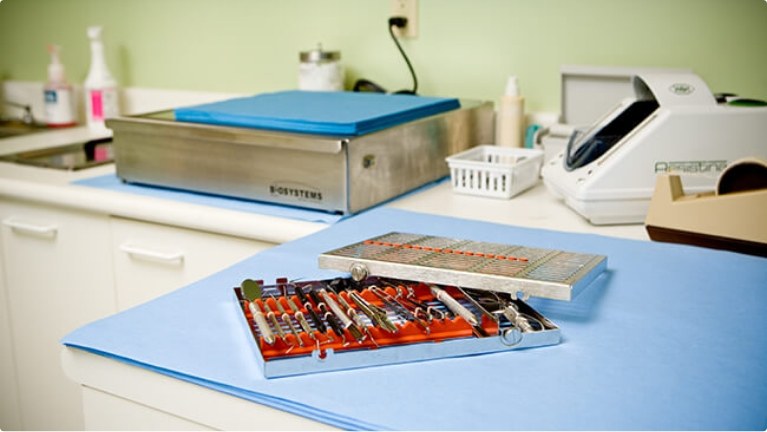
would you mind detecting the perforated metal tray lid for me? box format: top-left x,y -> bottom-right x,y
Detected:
318,232 -> 607,301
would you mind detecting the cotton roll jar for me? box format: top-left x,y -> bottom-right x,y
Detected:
299,44 -> 344,91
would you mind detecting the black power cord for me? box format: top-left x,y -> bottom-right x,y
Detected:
388,16 -> 418,95
352,16 -> 419,95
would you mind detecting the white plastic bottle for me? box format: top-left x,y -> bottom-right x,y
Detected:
84,26 -> 119,130
495,75 -> 525,147
44,45 -> 76,127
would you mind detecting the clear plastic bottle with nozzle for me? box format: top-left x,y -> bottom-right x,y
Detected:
84,26 -> 119,131
44,44 -> 76,127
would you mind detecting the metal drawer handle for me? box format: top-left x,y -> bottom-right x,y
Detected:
2,217 -> 58,237
119,243 -> 184,263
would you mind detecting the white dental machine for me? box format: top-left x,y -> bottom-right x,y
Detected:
542,72 -> 767,225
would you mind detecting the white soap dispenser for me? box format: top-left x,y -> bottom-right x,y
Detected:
44,44 -> 76,127
84,25 -> 119,131
495,75 -> 525,147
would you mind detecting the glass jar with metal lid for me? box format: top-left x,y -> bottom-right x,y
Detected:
299,44 -> 344,91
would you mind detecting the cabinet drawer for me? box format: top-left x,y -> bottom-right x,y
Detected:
0,200 -> 115,430
111,217 -> 273,311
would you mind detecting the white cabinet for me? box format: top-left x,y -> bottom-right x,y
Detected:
0,247 -> 22,431
110,217 -> 271,311
82,386 -> 215,430
0,199 -> 278,430
0,204 -> 275,430
0,200 -> 116,431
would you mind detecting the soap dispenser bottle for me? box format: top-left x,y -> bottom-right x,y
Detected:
44,44 -> 76,127
495,75 -> 525,147
84,26 -> 119,130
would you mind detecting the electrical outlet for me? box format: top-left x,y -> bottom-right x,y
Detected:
390,0 -> 418,38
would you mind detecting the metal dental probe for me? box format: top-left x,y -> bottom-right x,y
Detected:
309,289 -> 347,343
348,291 -> 383,327
284,295 -> 317,341
261,298 -> 289,344
456,287 -> 498,323
331,289 -> 380,345
248,301 -> 275,345
429,285 -> 489,337
349,291 -> 398,333
402,293 -> 445,321
381,280 -> 442,320
429,285 -> 479,326
500,301 -> 541,333
295,284 -> 328,334
320,289 -> 366,343
240,279 -> 276,345
271,295 -> 304,347
479,291 -> 541,333
370,286 -> 410,318
324,311 -> 349,345
329,287 -> 370,332
371,286 -> 429,334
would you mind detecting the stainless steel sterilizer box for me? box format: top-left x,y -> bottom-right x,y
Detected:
107,100 -> 493,214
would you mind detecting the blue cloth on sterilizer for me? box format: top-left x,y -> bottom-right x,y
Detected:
61,207 -> 767,430
173,90 -> 460,136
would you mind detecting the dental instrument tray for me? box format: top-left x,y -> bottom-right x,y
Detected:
233,232 -> 607,377
108,91 -> 493,215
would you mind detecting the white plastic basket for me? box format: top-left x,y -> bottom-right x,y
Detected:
446,145 -> 543,199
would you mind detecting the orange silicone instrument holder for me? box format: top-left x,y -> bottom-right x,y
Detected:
239,281 -> 499,361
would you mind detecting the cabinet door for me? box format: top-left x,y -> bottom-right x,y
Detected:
0,248 -> 21,431
110,217 -> 272,311
0,201 -> 116,431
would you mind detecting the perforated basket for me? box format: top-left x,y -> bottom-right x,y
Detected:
446,145 -> 543,199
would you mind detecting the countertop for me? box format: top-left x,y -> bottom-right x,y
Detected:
0,126 -> 327,244
60,207 -> 767,430
0,80 -> 648,243
0,124 -> 648,244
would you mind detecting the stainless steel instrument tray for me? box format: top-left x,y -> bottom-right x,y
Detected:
319,232 -> 608,301
108,100 -> 493,214
234,276 -> 562,378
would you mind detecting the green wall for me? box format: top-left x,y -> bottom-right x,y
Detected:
1,0 -> 765,113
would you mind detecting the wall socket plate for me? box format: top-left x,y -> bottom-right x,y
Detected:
390,0 -> 418,38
